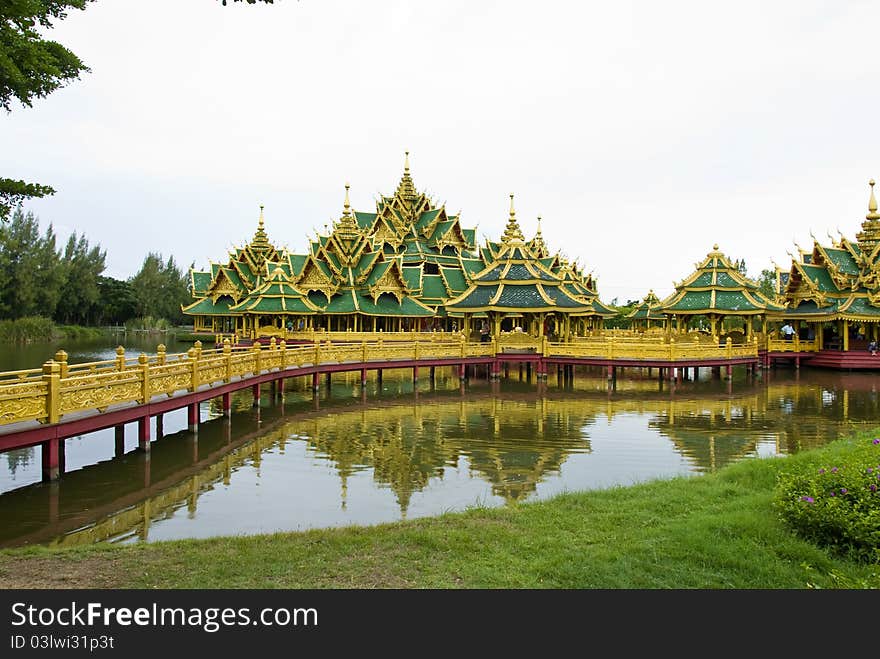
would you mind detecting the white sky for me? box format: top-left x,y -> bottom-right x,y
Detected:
4,0 -> 880,304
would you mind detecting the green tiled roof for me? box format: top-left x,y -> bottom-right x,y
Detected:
191,271 -> 212,296
439,267 -> 468,294
421,274 -> 447,300
181,296 -> 238,315
402,266 -> 423,290
800,264 -> 839,292
839,296 -> 880,319
823,247 -> 859,275
714,290 -> 763,312
663,290 -> 712,312
446,284 -> 496,309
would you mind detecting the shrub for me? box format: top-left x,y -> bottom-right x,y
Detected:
0,316 -> 57,342
774,436 -> 880,563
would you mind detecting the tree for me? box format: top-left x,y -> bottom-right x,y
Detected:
128,253 -> 190,324
0,207 -> 70,318
54,231 -> 106,324
94,275 -> 136,325
1,1 -> 95,220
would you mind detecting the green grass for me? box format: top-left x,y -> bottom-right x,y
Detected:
1,435 -> 878,589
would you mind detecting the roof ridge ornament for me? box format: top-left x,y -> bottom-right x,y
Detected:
501,193 -> 526,244
868,179 -> 879,221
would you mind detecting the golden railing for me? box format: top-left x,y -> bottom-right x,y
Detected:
766,337 -> 820,353
548,336 -> 759,360
0,333 -> 762,428
0,338 -> 493,428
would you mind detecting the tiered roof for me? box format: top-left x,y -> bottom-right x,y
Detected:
781,180 -> 880,321
184,154 -> 612,324
627,290 -> 666,322
660,245 -> 784,316
446,195 -> 608,315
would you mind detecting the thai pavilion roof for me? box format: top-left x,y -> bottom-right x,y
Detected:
229,267 -> 320,314
627,290 -> 666,321
659,245 -> 785,316
446,195 -> 594,314
780,180 -> 880,321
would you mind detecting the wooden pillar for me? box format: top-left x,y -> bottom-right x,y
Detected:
155,413 -> 164,439
413,365 -> 419,382
223,392 -> 231,416
115,425 -> 125,457
361,368 -> 367,386
42,438 -> 59,482
138,415 -> 151,452
188,402 -> 199,432
459,363 -> 466,380
325,372 -> 332,388
252,382 -> 261,406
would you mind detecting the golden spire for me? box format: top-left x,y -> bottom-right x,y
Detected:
334,182 -> 361,239
856,179 -> 880,250
867,179 -> 879,220
501,193 -> 525,244
530,214 -> 548,257
251,204 -> 271,250
395,150 -> 417,199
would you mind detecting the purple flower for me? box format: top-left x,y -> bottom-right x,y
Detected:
869,468 -> 874,473
840,488 -> 847,494
873,438 -> 880,445
870,485 -> 877,492
818,468 -> 826,475
800,496 -> 815,503
831,467 -> 838,473
830,491 -> 836,496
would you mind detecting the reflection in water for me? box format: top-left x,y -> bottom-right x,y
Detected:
0,365 -> 878,548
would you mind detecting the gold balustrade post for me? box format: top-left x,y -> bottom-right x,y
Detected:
194,340 -> 202,359
726,337 -> 732,359
280,340 -> 287,369
42,360 -> 60,424
541,335 -> 548,357
188,346 -> 199,391
115,346 -> 125,371
460,335 -> 466,359
362,340 -> 367,364
669,337 -> 676,360
223,339 -> 232,382
139,353 -> 150,404
157,344 -> 166,366
53,350 -> 68,379
414,341 -> 420,361
314,341 -> 321,366
252,341 -> 262,375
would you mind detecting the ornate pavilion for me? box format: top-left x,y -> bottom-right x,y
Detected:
184,154 -> 611,340
775,180 -> 880,351
658,244 -> 784,341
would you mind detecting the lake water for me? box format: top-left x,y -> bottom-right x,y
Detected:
0,335 -> 877,548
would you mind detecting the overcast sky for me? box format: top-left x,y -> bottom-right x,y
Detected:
4,0 -> 880,304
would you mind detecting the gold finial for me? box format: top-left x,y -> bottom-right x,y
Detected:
501,193 -> 525,244
343,182 -> 351,216
404,151 -> 410,173
259,204 -> 265,227
867,179 -> 879,220
509,193 -> 516,218
536,215 -> 542,232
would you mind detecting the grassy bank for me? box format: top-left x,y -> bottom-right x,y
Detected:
0,317 -> 110,343
1,434 -> 877,589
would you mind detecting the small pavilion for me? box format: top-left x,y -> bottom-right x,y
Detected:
659,245 -> 784,342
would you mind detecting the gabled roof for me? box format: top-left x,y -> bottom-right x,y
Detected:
660,245 -> 784,315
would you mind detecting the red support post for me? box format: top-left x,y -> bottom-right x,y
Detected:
361,368 -> 367,386
138,415 -> 150,452
312,372 -> 319,391
188,403 -> 199,432
252,382 -> 261,406
42,438 -> 59,482
222,392 -> 231,417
